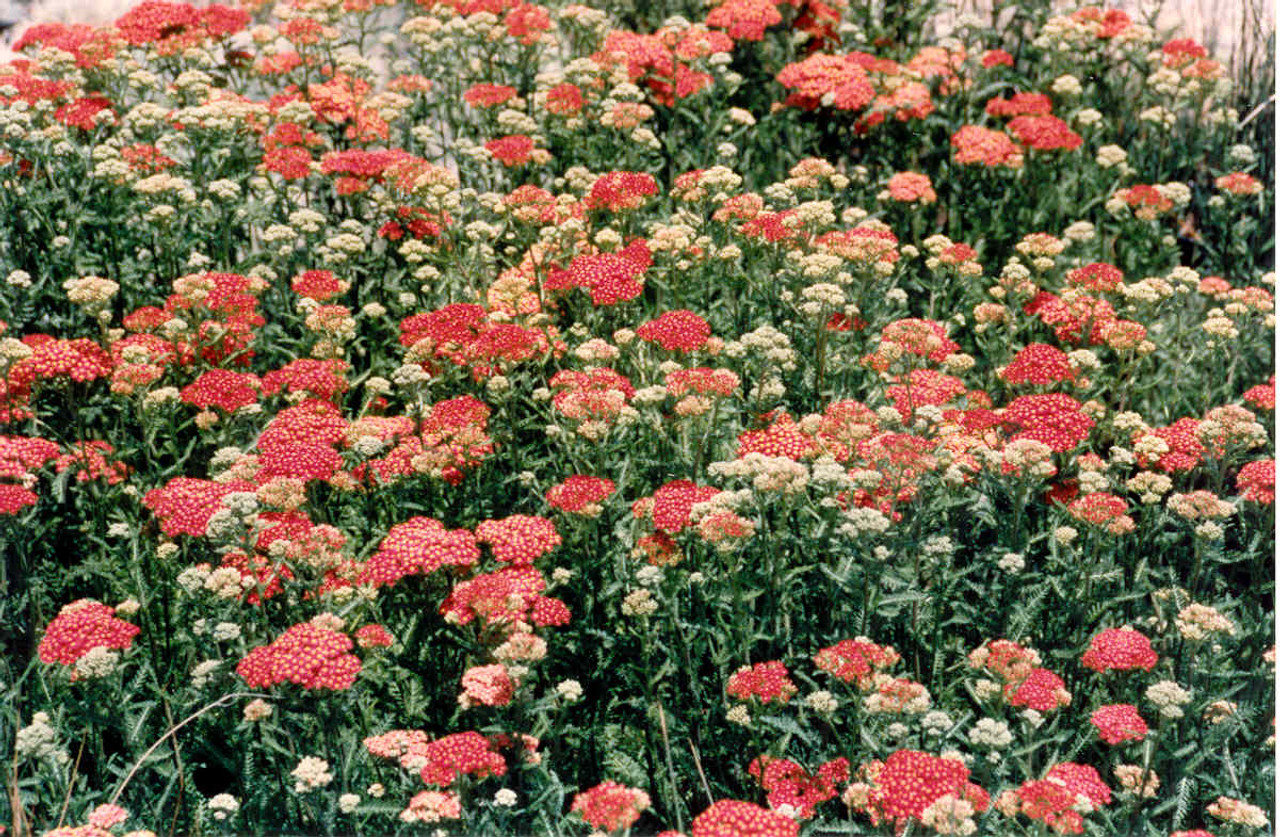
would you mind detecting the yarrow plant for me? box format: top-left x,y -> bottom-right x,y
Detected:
0,0 -> 1272,833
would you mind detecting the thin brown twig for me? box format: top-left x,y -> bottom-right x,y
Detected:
109,692 -> 271,807
1238,94 -> 1276,129
56,737 -> 85,828
687,739 -> 714,808
8,757 -> 29,837
655,702 -> 684,835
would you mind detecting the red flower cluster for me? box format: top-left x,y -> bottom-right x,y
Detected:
415,730 -> 508,786
486,135 -> 536,167
666,367 -> 740,398
354,624 -> 394,648
585,172 -> 659,212
464,83 -> 518,107
0,435 -> 59,494
1008,763 -> 1112,834
636,309 -> 712,352
776,53 -> 875,111
551,368 -> 635,421
986,92 -> 1053,117
256,442 -> 343,483
1065,262 -> 1124,293
236,622 -> 361,690
1091,703 -> 1148,744
55,440 -> 128,485
1002,393 -> 1095,452
291,270 -> 348,301
738,209 -> 805,244
1215,172 -> 1264,196
1081,628 -> 1158,672
400,302 -> 486,351
691,799 -> 799,837
725,660 -> 797,704
748,755 -> 847,818
639,479 -> 720,533
1135,418 -> 1205,472
12,23 -> 115,68
1005,667 -> 1072,712
1000,344 -> 1076,386
854,750 -> 989,826
460,664 -> 514,707
886,172 -> 936,203
181,369 -> 262,412
705,0 -> 781,41
738,413 -> 819,460
258,399 -> 349,452
1115,184 -> 1174,217
475,515 -> 561,563
440,566 -> 570,627
982,48 -> 1015,67
590,30 -> 707,105
546,475 -> 616,514
951,125 -> 1022,167
121,144 -> 177,173
1072,6 -> 1132,37
9,337 -> 113,394
54,96 -> 116,131
114,1 -> 248,52
570,781 -> 650,832
1024,290 -> 1119,345
814,638 -> 900,688
38,600 -> 140,665
886,369 -> 967,421
361,517 -> 480,587
1237,459 -> 1275,504
261,359 -> 350,402
262,125 -> 323,180
357,395 -> 493,485
319,148 -> 414,194
1007,115 -> 1082,151
1242,377 -> 1275,411
544,83 -> 584,115
555,240 -> 653,306
143,477 -> 256,537
140,272 -> 265,367
500,2 -> 552,45
1067,492 -> 1132,531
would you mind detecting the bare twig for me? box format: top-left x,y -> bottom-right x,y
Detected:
1238,94 -> 1276,129
687,740 -> 715,808
109,692 -> 271,807
655,703 -> 684,835
8,758 -> 29,837
56,737 -> 84,827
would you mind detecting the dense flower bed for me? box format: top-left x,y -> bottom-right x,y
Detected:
0,0 -> 1273,833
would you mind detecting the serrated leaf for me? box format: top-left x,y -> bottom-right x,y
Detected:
757,714 -> 817,746
602,749 -> 649,789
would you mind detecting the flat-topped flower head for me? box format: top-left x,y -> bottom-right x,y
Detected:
475,515 -> 561,564
570,781 -> 651,832
1091,704 -> 1149,744
236,622 -> 361,691
726,661 -> 797,704
691,799 -> 799,837
1082,628 -> 1158,672
39,600 -> 140,667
